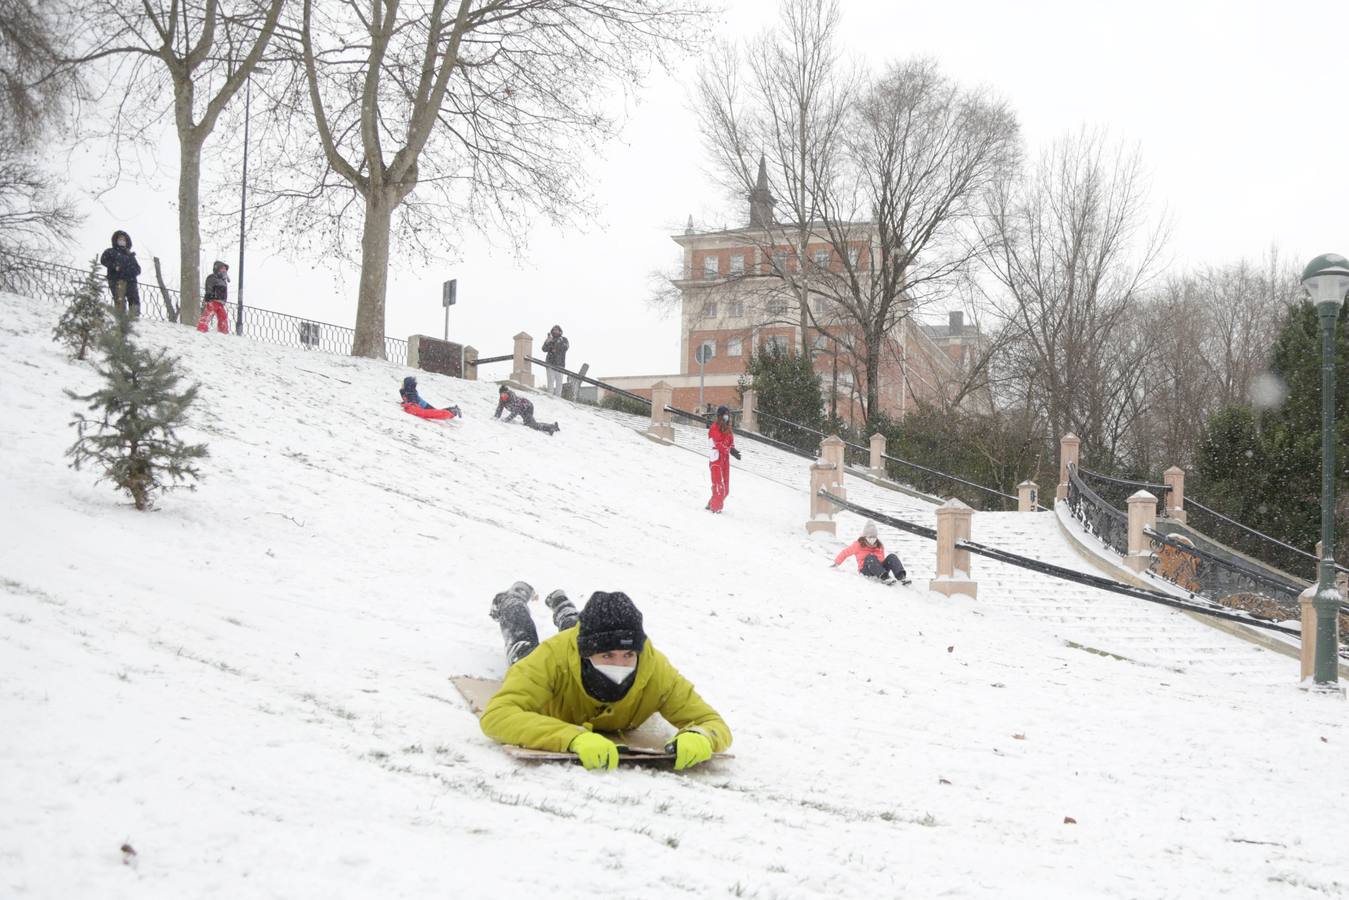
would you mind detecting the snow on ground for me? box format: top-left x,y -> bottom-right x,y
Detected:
2,291 -> 1347,899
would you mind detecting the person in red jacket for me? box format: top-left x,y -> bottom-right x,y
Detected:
832,522 -> 910,584
705,404 -> 740,513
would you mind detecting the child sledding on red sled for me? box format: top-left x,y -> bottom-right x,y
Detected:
400,376 -> 461,420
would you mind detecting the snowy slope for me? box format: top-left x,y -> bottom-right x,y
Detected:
2,291 -> 1348,900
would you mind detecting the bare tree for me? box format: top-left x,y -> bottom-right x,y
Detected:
694,0 -> 852,353
1,0 -> 82,249
67,0 -> 284,324
268,0 -> 694,359
808,58 -> 1018,424
978,129 -> 1166,466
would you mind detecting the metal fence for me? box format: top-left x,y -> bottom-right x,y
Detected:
2,255 -> 408,364
1066,464 -> 1130,556
1076,466 -> 1171,512
1146,527 -> 1305,613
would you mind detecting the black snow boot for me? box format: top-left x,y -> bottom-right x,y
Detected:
490,581 -> 540,665
545,589 -> 580,631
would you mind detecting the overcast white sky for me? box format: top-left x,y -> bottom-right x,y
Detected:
67,0 -> 1346,382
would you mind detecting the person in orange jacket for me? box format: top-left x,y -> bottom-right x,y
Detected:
705,404 -> 740,513
832,521 -> 910,584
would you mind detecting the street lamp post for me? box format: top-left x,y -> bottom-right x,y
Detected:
1301,253 -> 1349,686
236,69 -> 266,337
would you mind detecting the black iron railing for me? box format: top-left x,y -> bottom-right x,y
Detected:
1184,495 -> 1347,583
1066,464 -> 1130,557
1146,528 -> 1305,613
3,255 -> 408,363
1076,466 -> 1170,512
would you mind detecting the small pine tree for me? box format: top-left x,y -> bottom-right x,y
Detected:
66,328 -> 208,510
52,257 -> 112,360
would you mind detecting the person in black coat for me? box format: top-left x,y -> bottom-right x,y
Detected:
541,325 -> 569,396
494,385 -> 558,435
98,230 -> 142,318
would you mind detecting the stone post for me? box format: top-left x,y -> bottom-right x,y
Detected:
647,381 -> 674,442
807,436 -> 847,536
807,462 -> 842,536
463,345 -> 478,381
1057,433 -> 1081,502
1300,585 -> 1317,681
1163,466 -> 1186,523
741,390 -> 758,432
820,434 -> 846,475
869,433 -> 887,474
1018,481 -> 1039,512
510,332 -> 535,388
930,499 -> 976,598
1126,490 -> 1158,573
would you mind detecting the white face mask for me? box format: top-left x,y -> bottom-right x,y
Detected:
593,663 -> 636,684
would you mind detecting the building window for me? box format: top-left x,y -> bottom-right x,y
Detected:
701,301 -> 718,319
763,334 -> 789,354
813,248 -> 830,270
813,333 -> 830,352
772,251 -> 790,273
846,246 -> 860,267
727,337 -> 743,357
766,297 -> 789,317
696,339 -> 717,363
726,300 -> 744,318
703,255 -> 720,279
730,254 -> 746,275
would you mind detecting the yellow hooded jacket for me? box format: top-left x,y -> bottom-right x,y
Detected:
479,625 -> 732,753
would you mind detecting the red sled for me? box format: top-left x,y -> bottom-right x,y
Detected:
401,402 -> 457,421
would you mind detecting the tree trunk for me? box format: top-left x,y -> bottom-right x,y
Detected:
177,137 -> 205,325
865,327 -> 882,427
352,189 -> 396,359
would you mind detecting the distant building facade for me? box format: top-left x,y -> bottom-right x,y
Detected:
601,160 -> 990,422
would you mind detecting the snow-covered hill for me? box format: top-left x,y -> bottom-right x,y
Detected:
2,292 -> 1347,899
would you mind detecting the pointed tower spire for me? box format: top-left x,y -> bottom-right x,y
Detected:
684,214 -> 695,235
749,155 -> 776,228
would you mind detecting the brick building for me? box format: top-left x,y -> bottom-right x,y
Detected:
601,160 -> 989,422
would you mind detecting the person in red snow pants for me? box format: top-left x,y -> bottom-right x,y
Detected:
197,259 -> 230,334
706,404 -> 740,513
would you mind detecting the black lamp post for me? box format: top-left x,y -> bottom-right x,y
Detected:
1300,253 -> 1349,687
236,69 -> 266,336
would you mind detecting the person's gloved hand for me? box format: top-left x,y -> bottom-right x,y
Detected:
670,730 -> 713,771
569,731 -> 619,770
730,448 -> 742,460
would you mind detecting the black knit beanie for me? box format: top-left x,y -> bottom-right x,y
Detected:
576,591 -> 646,657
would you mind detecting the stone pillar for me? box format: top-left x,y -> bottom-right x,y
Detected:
1300,586 -> 1317,681
820,434 -> 846,475
463,345 -> 478,381
807,437 -> 847,536
806,462 -> 842,536
1057,433 -> 1081,502
1163,466 -> 1186,523
1126,490 -> 1158,573
741,390 -> 757,432
930,499 -> 976,598
1018,481 -> 1039,512
510,332 -> 535,388
647,381 -> 674,442
869,433 -> 886,474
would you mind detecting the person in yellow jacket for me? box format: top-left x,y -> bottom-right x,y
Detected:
481,586 -> 731,772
